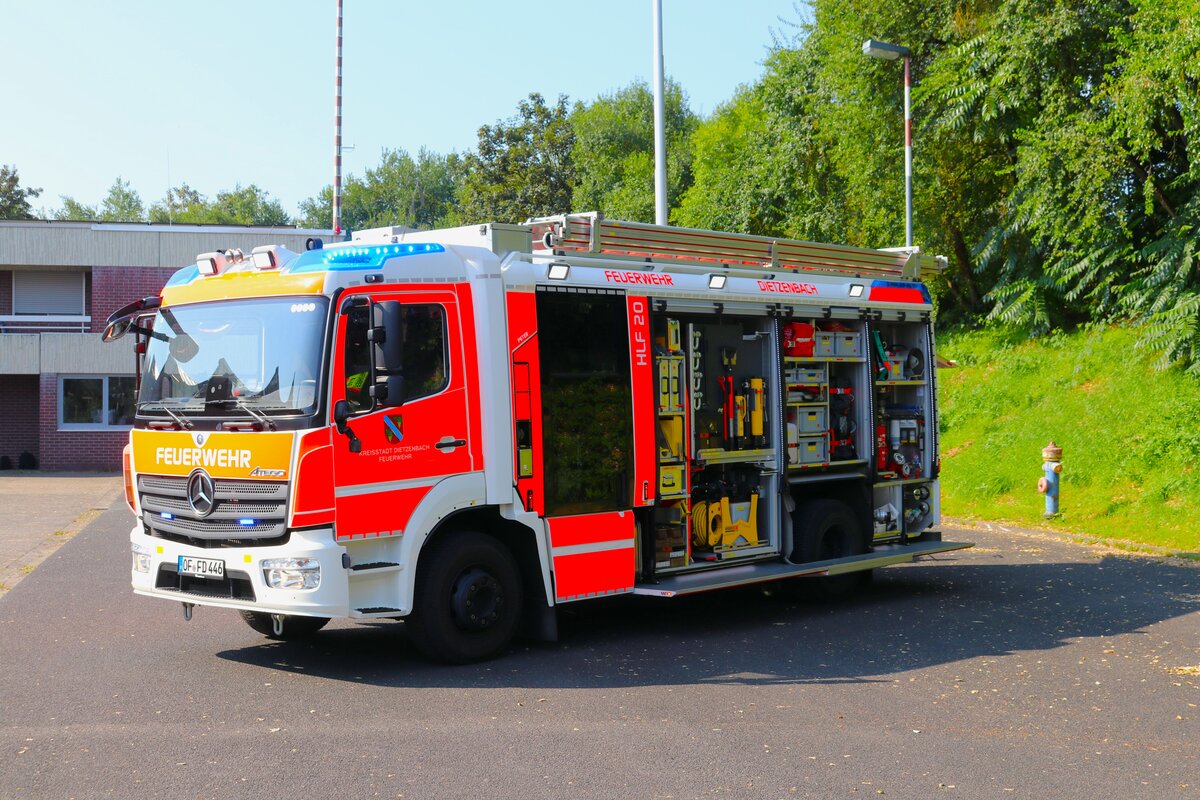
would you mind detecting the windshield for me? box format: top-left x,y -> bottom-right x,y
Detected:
138,297 -> 329,416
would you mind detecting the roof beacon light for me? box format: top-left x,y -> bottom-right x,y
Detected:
708,274 -> 727,290
251,245 -> 279,271
196,251 -> 226,276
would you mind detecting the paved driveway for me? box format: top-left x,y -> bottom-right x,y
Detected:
0,504 -> 1196,798
0,473 -> 120,593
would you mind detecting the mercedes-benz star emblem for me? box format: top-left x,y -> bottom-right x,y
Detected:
186,470 -> 215,517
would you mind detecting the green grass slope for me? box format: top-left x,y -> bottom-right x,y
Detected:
937,325 -> 1200,552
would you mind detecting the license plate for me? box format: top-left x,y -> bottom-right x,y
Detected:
178,556 -> 225,579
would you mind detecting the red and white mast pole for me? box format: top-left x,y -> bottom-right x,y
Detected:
332,0 -> 344,238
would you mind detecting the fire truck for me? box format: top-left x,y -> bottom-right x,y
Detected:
104,213 -> 971,662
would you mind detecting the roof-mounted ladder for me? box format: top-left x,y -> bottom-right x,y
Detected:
528,212 -> 946,281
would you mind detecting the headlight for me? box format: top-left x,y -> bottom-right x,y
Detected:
131,543 -> 152,573
262,558 -> 321,590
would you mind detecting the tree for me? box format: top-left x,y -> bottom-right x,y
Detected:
209,185 -> 290,226
56,177 -> 145,222
298,148 -> 464,232
99,177 -> 145,221
148,183 -> 290,225
570,79 -> 698,222
148,184 -> 207,223
0,165 -> 41,219
676,48 -> 849,243
457,93 -> 575,223
55,196 -> 97,221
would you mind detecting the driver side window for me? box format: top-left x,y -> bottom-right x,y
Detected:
343,305 -> 372,412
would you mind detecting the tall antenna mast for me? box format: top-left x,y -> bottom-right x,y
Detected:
332,0 -> 344,237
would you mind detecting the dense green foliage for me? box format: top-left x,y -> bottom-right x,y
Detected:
298,148 -> 463,231
53,179 -> 291,226
571,80 -> 698,222
938,325 -> 1199,551
456,93 -> 577,224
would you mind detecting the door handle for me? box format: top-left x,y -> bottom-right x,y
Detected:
435,438 -> 466,450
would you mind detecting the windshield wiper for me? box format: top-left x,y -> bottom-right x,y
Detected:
226,397 -> 278,431
141,402 -> 194,430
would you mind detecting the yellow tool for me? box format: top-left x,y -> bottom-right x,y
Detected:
691,500 -> 724,548
748,377 -> 764,445
692,491 -> 759,548
666,318 -> 682,352
658,416 -> 683,460
719,492 -> 759,547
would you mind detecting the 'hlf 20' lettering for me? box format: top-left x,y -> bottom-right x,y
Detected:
630,299 -> 648,367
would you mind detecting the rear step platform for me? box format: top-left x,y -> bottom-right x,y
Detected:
633,540 -> 972,598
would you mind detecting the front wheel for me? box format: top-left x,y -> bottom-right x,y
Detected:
239,610 -> 330,640
406,531 -> 523,663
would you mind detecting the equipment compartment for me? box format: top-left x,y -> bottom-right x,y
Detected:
869,320 -> 933,483
783,319 -> 869,472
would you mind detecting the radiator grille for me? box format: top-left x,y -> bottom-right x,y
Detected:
139,474 -> 289,546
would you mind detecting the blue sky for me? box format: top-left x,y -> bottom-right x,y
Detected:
4,1 -> 806,218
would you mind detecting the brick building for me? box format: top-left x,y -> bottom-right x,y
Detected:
0,220 -> 329,471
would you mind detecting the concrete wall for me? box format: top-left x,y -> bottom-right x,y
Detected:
0,221 -> 330,270
0,335 -> 41,374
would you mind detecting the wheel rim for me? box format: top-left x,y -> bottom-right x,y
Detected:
449,566 -> 504,632
819,524 -> 849,560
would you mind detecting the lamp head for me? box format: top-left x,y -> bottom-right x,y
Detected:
862,38 -> 910,60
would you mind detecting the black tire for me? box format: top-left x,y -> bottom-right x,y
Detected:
790,498 -> 869,602
239,610 -> 330,640
406,531 -> 523,664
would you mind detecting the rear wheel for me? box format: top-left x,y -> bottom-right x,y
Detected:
790,498 -> 869,602
239,610 -> 330,640
406,531 -> 523,663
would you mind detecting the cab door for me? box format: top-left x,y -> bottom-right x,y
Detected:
330,285 -> 479,541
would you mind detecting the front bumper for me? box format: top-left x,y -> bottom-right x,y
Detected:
130,523 -> 350,617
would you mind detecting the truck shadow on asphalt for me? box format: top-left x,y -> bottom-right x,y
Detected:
216,554 -> 1200,689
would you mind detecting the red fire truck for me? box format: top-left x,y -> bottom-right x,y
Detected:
104,213 -> 970,662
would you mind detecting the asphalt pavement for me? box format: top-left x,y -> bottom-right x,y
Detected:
0,473 -> 121,595
0,504 -> 1196,799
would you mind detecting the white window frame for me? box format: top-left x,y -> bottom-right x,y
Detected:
58,374 -> 136,431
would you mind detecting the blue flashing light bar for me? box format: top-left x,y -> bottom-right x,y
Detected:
288,242 -> 446,273
165,264 -> 200,287
239,518 -> 256,527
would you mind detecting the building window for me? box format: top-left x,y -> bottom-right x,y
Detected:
13,271 -> 86,315
59,376 -> 136,429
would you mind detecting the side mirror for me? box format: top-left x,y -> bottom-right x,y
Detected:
102,317 -> 133,343
369,301 -> 405,406
102,296 -> 162,342
333,399 -> 362,453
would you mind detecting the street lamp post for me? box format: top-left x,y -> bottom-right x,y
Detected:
862,38 -> 913,248
652,0 -> 668,226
